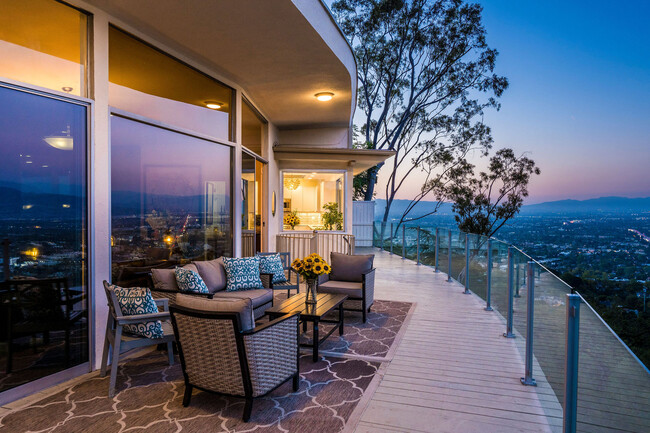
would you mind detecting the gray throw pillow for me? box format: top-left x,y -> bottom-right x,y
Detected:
329,252 -> 374,282
175,294 -> 255,331
193,258 -> 227,293
151,263 -> 198,292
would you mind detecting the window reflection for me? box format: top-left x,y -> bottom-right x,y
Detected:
241,153 -> 256,257
0,85 -> 88,392
111,116 -> 232,286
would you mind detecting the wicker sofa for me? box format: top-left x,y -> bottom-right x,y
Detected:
150,258 -> 273,319
170,294 -> 300,422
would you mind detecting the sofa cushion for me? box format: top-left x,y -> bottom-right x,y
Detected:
318,280 -> 363,297
175,294 -> 254,331
258,253 -> 287,284
222,256 -> 263,291
151,263 -> 198,292
329,252 -> 374,282
193,258 -> 227,293
110,284 -> 164,338
212,289 -> 273,309
174,267 -> 210,294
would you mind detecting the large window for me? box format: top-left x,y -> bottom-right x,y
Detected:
0,84 -> 89,392
282,172 -> 344,231
111,116 -> 232,286
109,26 -> 234,141
0,0 -> 89,97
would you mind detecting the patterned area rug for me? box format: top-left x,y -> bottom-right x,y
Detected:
0,353 -> 380,433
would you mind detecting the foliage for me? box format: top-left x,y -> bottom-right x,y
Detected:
283,210 -> 300,229
291,254 -> 332,280
331,0 -> 508,230
353,140 -> 377,201
322,202 -> 344,230
442,148 -> 540,238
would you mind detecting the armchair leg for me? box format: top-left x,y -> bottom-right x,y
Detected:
100,331 -> 111,377
362,303 -> 367,323
243,397 -> 253,422
292,373 -> 300,392
182,384 -> 193,407
166,341 -> 174,366
108,327 -> 122,398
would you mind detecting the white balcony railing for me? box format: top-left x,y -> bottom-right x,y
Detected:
276,231 -> 355,260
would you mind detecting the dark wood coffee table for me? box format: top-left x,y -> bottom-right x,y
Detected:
266,293 -> 348,362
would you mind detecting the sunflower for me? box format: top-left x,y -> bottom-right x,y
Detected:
313,264 -> 323,273
313,256 -> 321,263
323,264 -> 331,273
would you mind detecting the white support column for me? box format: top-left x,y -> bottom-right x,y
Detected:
233,89 -> 243,257
91,13 -> 111,370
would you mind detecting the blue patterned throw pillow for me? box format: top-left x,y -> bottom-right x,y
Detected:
175,267 -> 210,293
258,253 -> 287,284
223,256 -> 263,291
110,285 -> 164,339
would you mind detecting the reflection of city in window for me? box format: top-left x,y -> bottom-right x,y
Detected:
111,116 -> 232,287
0,84 -> 89,392
282,172 -> 344,231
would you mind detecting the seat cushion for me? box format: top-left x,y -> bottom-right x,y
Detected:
193,258 -> 227,293
174,267 -> 209,294
110,284 -> 164,339
318,280 -> 363,298
151,263 -> 198,292
329,252 -> 374,282
222,257 -> 263,291
212,288 -> 273,309
258,253 -> 287,284
176,294 -> 254,331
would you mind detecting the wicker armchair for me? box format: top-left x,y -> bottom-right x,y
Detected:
258,252 -> 299,297
170,303 -> 300,422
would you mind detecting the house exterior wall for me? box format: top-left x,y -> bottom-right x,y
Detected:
0,0 -> 356,403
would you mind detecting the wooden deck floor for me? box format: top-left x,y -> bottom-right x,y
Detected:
353,248 -> 562,433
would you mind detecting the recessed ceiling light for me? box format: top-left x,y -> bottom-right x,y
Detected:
205,101 -> 222,110
315,92 -> 334,102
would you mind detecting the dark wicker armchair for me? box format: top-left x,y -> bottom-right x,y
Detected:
170,298 -> 300,422
258,252 -> 299,297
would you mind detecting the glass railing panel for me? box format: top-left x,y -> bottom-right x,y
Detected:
450,231 -> 466,284
575,294 -> 650,433
403,226 -> 418,261
467,233 -> 489,301
488,240 -> 510,317
437,228 -> 449,275
419,227 -> 436,267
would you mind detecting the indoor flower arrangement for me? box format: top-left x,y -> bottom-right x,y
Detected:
283,210 -> 300,230
291,253 -> 331,304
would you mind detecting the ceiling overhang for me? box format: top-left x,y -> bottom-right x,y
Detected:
84,0 -> 356,128
274,146 -> 395,175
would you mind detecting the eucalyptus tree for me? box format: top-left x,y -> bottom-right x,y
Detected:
331,0 -> 508,234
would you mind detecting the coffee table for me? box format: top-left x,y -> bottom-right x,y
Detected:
266,293 -> 348,362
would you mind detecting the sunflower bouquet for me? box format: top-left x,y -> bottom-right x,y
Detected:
283,210 -> 300,230
291,253 -> 331,280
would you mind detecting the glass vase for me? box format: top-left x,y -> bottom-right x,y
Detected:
306,277 -> 318,304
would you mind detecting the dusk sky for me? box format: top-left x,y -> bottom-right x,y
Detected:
372,0 -> 650,204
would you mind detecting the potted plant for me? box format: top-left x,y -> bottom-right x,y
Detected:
321,202 -> 343,230
291,253 -> 331,304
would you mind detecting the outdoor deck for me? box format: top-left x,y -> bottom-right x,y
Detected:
353,248 -> 561,433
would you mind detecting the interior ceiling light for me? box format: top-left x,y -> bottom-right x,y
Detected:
315,92 -> 334,102
44,125 -> 73,151
284,177 -> 301,191
205,101 -> 222,110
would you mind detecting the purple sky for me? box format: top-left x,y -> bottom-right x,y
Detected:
372,0 -> 650,204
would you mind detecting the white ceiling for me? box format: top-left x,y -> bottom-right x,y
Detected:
85,0 -> 355,128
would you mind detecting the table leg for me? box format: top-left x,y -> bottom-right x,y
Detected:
339,303 -> 344,336
313,320 -> 319,362
302,321 -> 307,332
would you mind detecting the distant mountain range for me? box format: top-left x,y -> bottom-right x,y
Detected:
375,196 -> 650,220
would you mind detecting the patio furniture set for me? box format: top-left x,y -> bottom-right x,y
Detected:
101,251 -> 375,421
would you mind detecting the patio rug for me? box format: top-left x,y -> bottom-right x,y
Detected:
0,352 -> 381,433
273,294 -> 414,361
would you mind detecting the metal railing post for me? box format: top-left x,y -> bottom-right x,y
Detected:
521,261 -> 537,386
463,233 -> 470,294
372,221 -> 376,248
485,239 -> 493,311
515,257 -> 521,298
503,246 -> 516,338
416,227 -> 421,265
434,228 -> 440,272
447,230 -> 452,282
563,294 -> 581,433
390,223 -> 394,255
402,225 -> 406,259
